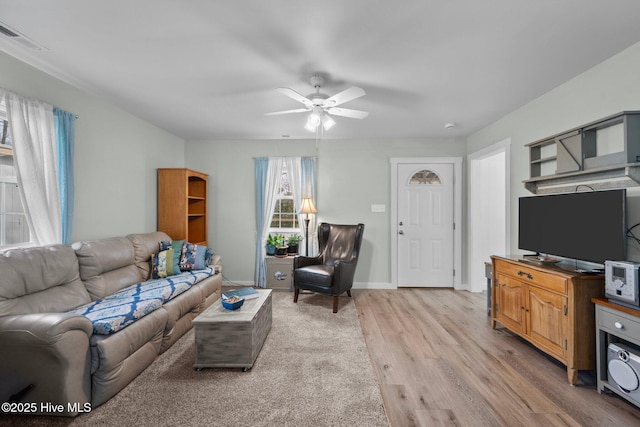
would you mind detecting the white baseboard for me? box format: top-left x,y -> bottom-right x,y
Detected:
353,282 -> 395,290
454,282 -> 471,292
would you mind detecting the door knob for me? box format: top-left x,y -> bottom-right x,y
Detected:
398,230 -> 404,235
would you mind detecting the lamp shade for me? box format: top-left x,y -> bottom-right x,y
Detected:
305,112 -> 321,132
299,197 -> 317,214
322,114 -> 336,130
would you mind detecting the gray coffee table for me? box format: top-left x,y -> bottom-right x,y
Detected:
193,289 -> 272,371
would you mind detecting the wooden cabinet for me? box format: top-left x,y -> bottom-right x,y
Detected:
157,168 -> 208,245
491,256 -> 604,384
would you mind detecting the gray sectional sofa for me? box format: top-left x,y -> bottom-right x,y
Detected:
0,231 -> 222,416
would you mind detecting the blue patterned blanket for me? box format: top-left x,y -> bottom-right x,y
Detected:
68,268 -> 214,335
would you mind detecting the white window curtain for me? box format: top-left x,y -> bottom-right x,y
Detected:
255,156 -> 316,287
1,90 -> 61,246
254,157 -> 284,287
283,157 -> 305,249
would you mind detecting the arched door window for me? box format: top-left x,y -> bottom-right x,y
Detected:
408,169 -> 442,185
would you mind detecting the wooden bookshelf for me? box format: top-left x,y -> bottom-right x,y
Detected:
158,168 -> 208,245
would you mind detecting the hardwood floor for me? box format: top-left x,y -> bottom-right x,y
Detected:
353,289 -> 640,427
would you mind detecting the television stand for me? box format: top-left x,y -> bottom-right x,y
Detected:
491,255 -> 605,384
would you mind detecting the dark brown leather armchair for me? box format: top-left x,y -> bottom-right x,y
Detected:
293,223 -> 365,313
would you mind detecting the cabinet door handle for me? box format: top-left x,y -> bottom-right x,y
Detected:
517,271 -> 533,280
614,321 -> 624,330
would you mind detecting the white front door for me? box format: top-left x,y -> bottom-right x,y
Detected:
397,163 -> 454,287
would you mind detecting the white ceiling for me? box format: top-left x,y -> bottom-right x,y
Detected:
2,0 -> 640,141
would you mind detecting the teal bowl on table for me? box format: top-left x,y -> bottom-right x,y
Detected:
222,297 -> 245,310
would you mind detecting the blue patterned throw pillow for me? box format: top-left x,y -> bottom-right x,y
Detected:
179,242 -> 197,271
205,247 -> 214,266
179,242 -> 211,271
193,245 -> 208,270
150,249 -> 172,279
159,240 -> 172,251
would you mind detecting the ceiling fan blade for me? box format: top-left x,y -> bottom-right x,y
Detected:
264,108 -> 310,116
326,107 -> 369,119
323,86 -> 366,107
277,87 -> 313,108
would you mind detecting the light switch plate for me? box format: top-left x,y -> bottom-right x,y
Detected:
371,204 -> 385,213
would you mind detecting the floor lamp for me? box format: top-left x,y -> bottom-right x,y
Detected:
299,197 -> 317,256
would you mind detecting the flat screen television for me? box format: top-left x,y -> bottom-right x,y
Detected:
518,189 -> 626,264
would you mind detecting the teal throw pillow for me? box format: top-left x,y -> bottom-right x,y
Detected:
171,239 -> 184,274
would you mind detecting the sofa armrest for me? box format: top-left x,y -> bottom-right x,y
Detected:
210,254 -> 222,274
0,313 -> 93,416
0,312 -> 94,344
294,255 -> 323,269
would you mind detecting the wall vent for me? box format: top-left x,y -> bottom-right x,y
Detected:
0,21 -> 47,51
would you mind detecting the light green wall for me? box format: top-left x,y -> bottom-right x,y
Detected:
5,37 -> 639,278
0,51 -> 185,241
186,137 -> 466,284
467,41 -> 640,262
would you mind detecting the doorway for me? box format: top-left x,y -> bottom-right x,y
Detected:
391,157 -> 462,289
467,139 -> 511,293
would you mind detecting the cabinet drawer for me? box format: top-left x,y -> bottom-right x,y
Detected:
598,305 -> 640,342
495,260 -> 567,294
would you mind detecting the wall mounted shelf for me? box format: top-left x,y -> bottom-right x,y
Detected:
525,111 -> 640,194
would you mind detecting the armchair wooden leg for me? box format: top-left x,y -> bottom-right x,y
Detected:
347,290 -> 352,297
333,296 -> 339,313
293,287 -> 299,303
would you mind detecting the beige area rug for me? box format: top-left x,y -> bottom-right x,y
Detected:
3,291 -> 389,427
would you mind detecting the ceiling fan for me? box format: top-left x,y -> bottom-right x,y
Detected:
265,74 -> 369,132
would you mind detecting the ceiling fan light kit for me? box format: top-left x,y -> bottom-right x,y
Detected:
304,112 -> 321,132
266,74 -> 369,132
321,114 -> 335,130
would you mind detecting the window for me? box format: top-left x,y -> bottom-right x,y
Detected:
0,101 -> 30,247
409,169 -> 442,185
270,164 -> 299,231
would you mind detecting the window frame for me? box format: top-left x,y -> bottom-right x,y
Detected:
269,163 -> 300,235
0,101 -> 31,249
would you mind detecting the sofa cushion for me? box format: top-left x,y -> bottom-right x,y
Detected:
126,232 -> 172,280
73,237 -> 141,300
69,268 -> 214,335
0,245 -> 91,316
69,296 -> 163,335
88,307 -> 167,407
112,269 -> 213,302
294,265 -> 335,288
